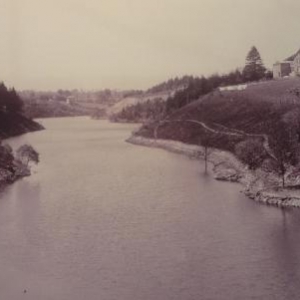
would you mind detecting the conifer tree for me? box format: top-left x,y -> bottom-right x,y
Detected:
243,46 -> 266,81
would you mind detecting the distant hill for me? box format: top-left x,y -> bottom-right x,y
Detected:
23,99 -> 100,119
20,89 -> 123,119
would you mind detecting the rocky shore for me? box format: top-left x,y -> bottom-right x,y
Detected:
127,135 -> 300,208
0,161 -> 31,190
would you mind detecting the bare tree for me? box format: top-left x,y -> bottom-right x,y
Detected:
267,118 -> 300,188
199,134 -> 213,174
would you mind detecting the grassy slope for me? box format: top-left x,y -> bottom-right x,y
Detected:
107,89 -> 176,117
137,78 -> 300,152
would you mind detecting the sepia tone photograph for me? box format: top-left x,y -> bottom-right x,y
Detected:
1,0 -> 300,299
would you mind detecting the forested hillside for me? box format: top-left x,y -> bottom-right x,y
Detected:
111,46 -> 273,124
0,82 -> 43,139
107,78 -> 186,122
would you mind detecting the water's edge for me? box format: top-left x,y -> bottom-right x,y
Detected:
127,135 -> 300,208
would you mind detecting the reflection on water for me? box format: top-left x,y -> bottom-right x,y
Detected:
0,117 -> 300,300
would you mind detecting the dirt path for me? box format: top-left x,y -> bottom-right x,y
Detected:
154,119 -> 277,161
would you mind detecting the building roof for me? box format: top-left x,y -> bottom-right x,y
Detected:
285,49 -> 300,61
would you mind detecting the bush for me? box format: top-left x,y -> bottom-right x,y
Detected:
16,144 -> 39,167
235,139 -> 267,170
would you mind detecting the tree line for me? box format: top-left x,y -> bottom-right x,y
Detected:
110,98 -> 165,123
166,46 -> 272,113
147,76 -> 194,94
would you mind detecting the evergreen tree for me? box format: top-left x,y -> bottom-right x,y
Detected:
243,46 -> 266,81
0,82 -> 24,112
0,82 -> 8,111
7,88 -> 24,112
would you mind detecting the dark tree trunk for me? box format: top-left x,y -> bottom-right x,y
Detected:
204,146 -> 208,174
282,173 -> 285,188
280,165 -> 285,188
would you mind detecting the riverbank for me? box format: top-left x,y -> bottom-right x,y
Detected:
127,135 -> 300,208
0,112 -> 44,139
0,114 -> 43,190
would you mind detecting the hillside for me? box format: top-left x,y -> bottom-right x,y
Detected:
23,100 -> 103,119
107,89 -> 176,118
107,76 -> 191,121
136,78 -> 300,152
107,91 -> 175,122
0,112 -> 43,139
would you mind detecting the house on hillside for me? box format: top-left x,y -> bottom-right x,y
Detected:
273,49 -> 300,78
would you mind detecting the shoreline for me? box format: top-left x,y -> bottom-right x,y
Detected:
127,135 -> 300,208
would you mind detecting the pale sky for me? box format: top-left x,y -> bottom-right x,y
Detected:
0,0 -> 299,90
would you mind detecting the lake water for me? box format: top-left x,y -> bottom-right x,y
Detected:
1,117 -> 300,300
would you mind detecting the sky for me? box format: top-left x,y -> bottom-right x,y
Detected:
0,0 -> 300,90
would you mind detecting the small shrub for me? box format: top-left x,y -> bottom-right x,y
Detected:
235,139 -> 267,170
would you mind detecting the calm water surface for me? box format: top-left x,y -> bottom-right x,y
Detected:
1,117 -> 300,300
